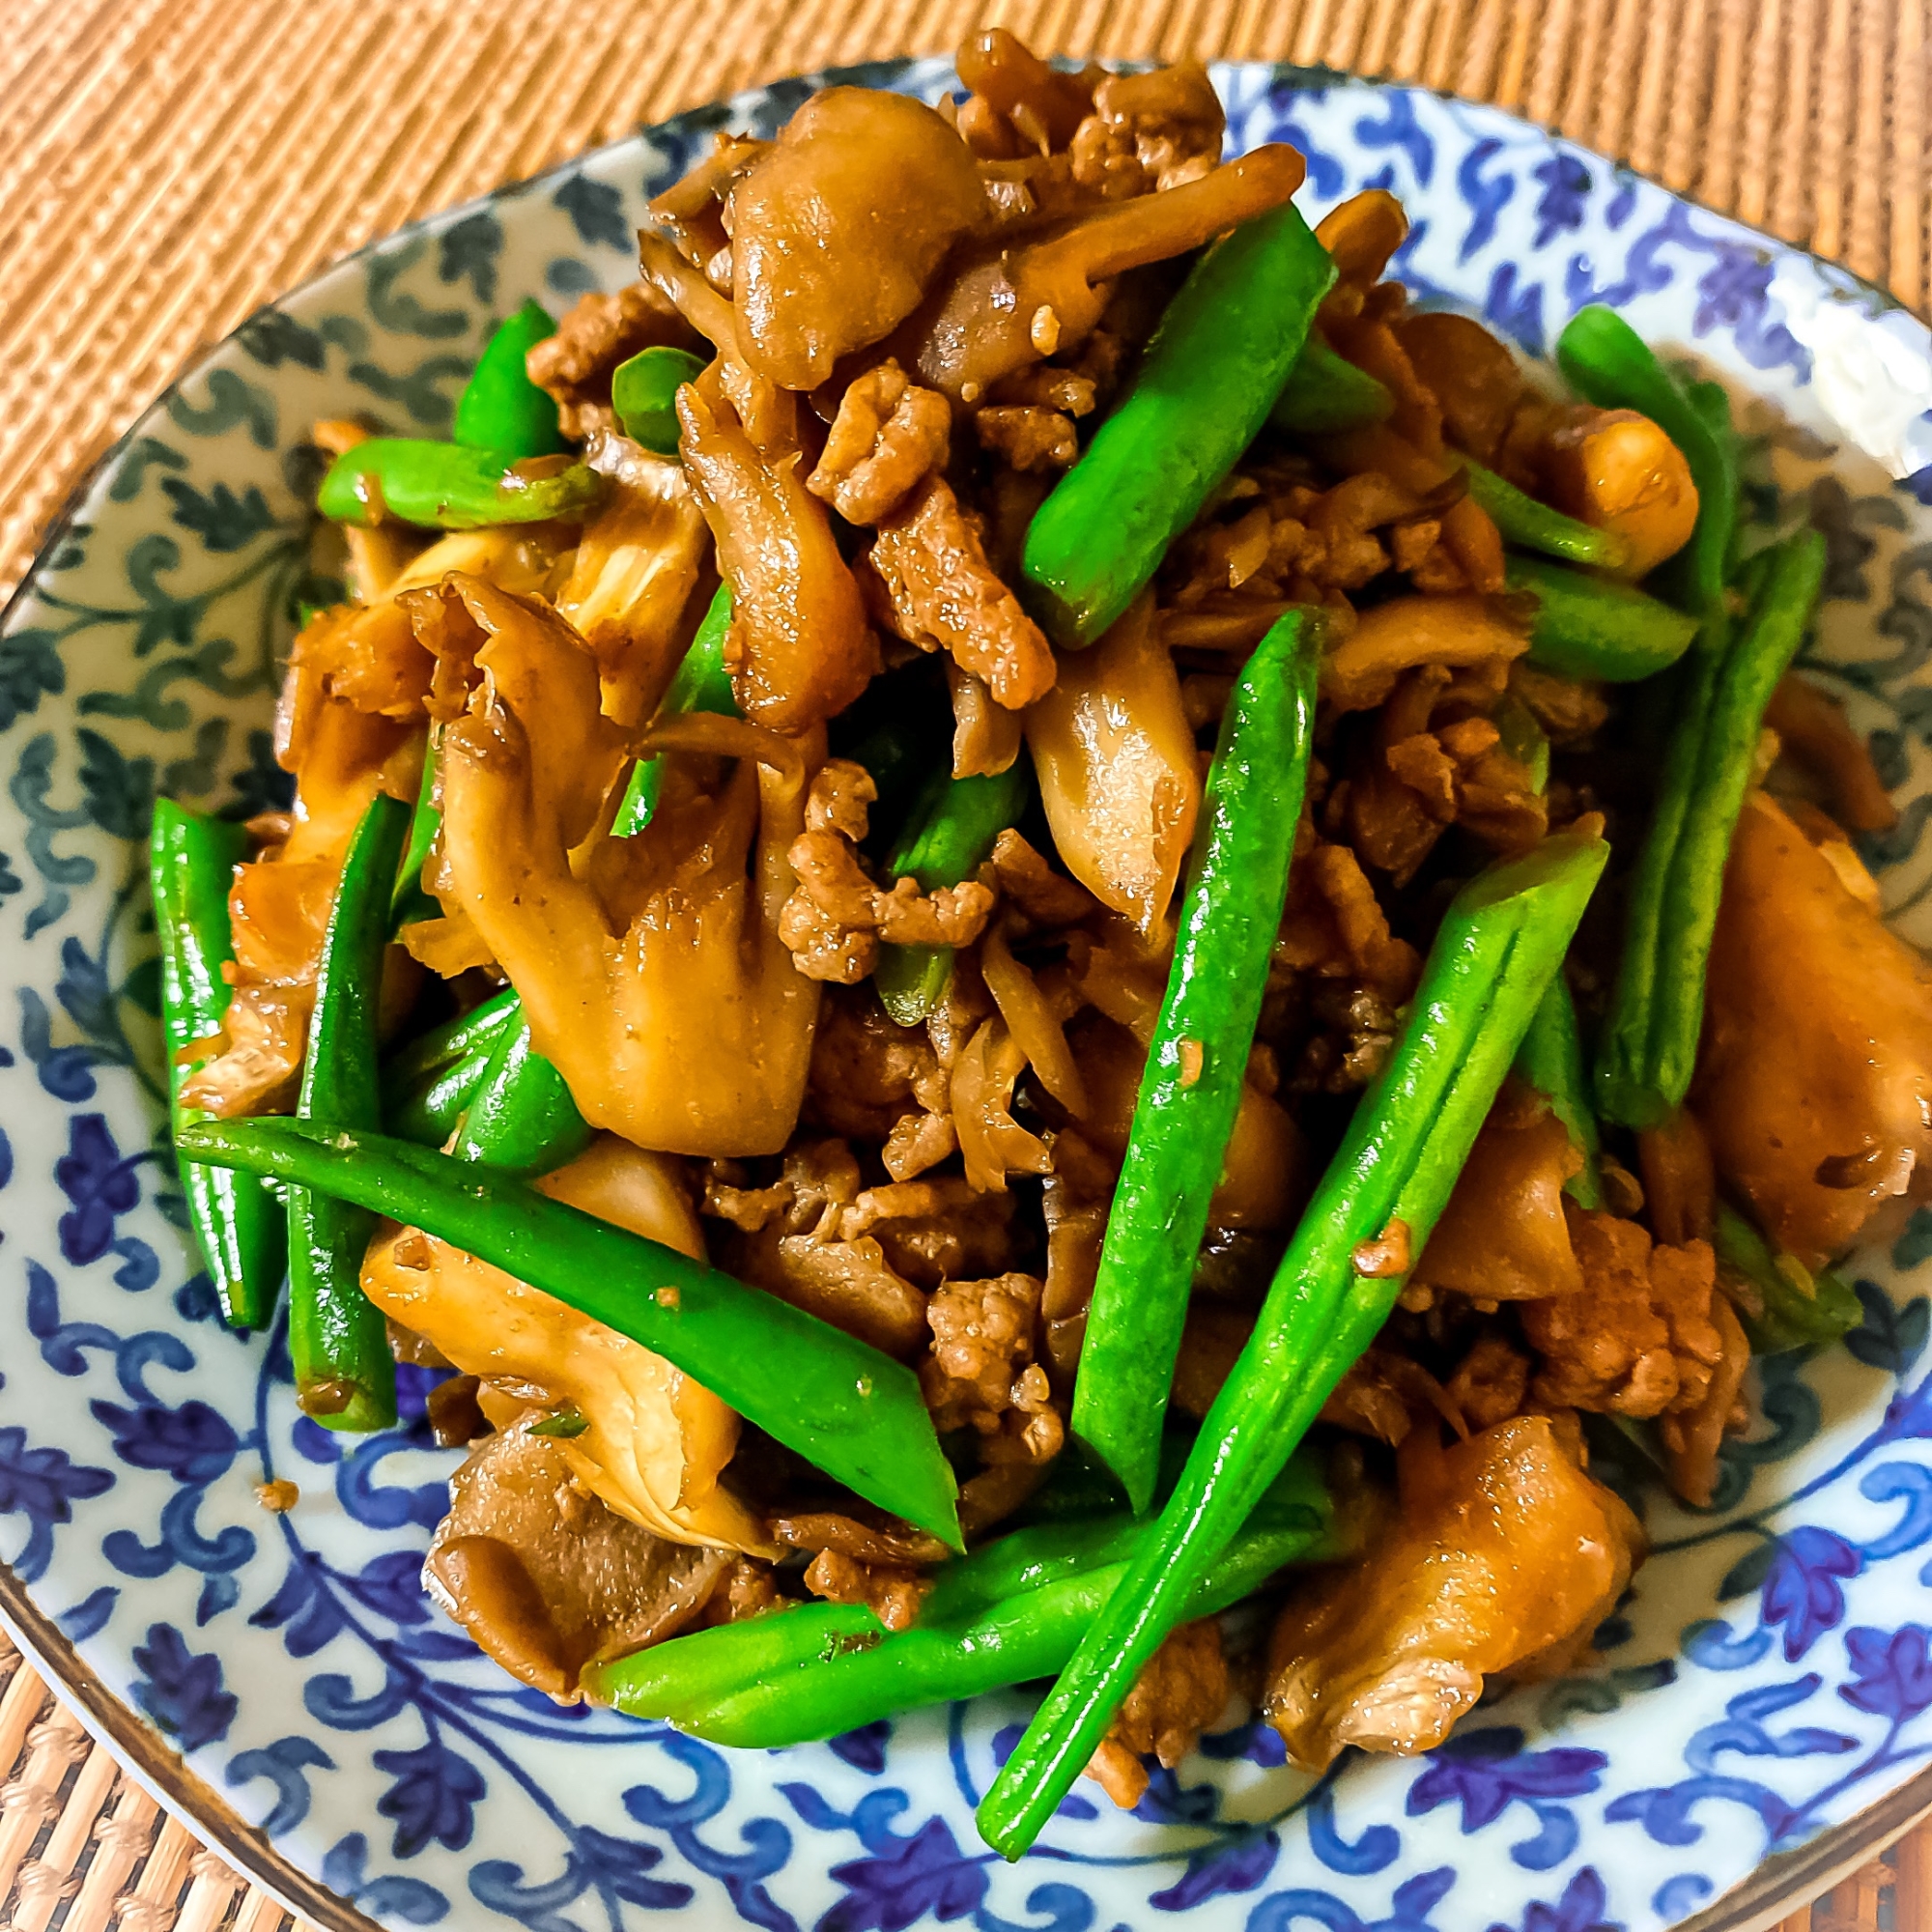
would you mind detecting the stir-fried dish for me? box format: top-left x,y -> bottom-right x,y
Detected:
153,30 -> 1932,1854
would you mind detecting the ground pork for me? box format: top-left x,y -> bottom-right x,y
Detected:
1521,1211 -> 1721,1418
1086,1621 -> 1230,1807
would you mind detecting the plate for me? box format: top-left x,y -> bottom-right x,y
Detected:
4,56 -> 1932,1932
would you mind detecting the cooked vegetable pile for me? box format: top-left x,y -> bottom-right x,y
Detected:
155,30 -> 1932,1856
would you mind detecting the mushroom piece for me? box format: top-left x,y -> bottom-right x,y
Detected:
903,144 -> 1306,402
1695,790 -> 1932,1269
425,1426 -> 731,1702
1264,1415 -> 1640,1770
726,87 -> 989,391
422,573 -> 822,1157
364,1133 -> 771,1554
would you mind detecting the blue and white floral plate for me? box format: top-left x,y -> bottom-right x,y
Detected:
5,56 -> 1932,1932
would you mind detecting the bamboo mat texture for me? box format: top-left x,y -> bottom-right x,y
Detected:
1,0 -> 1930,1927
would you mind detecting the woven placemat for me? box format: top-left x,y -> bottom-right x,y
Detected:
2,1 -> 1929,1926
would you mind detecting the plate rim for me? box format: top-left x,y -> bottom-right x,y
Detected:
0,1581 -> 365,1932
1,52 -> 1924,1932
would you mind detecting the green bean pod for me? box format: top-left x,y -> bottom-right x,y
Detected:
175,1118 -> 963,1546
389,731 -> 442,930
589,1445 -> 1340,1746
385,1048 -> 494,1149
288,792 -> 412,1431
452,299 -> 565,458
450,1011 -> 592,1177
1713,1204 -> 1862,1354
1070,611 -> 1321,1511
1508,554 -> 1699,683
1022,203 -> 1336,649
593,1602 -> 881,1729
150,801 -> 288,1330
1590,660 -> 1717,1130
612,346 -> 710,455
1685,378 -> 1738,459
380,986 -> 521,1142
1492,690 -> 1550,795
318,440 -> 600,530
1514,975 -> 1604,1208
1495,695 -> 1598,1203
1463,461 -> 1633,571
1555,307 -> 1738,620
612,583 -> 738,837
1267,330 -> 1393,436
979,829 -> 1608,1857
842,715 -> 952,829
873,758 -> 1033,1028
1594,528 -> 1827,1128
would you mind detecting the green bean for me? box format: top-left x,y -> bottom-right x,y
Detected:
381,987 -> 522,1146
1007,1428 -> 1209,1534
1594,528 -> 1827,1128
593,1602 -> 883,1728
1555,307 -> 1737,620
389,733 -> 442,930
586,1446 -> 1340,1744
979,829 -> 1608,1857
1508,554 -> 1699,683
1494,695 -> 1599,1204
452,299 -> 565,459
174,1118 -> 963,1545
844,718 -> 951,830
1011,1449 -> 1135,1524
590,1523 -> 1152,1741
1515,975 -> 1604,1208
1685,378 -> 1737,458
1022,204 -> 1336,649
288,792 -> 411,1431
1713,1204 -> 1862,1354
1070,611 -> 1321,1510
150,801 -> 288,1330
612,583 -> 737,837
1492,690 -> 1550,795
611,346 -> 709,455
386,1050 -> 491,1149
450,1011 -> 592,1177
1593,637 -> 1719,1130
1267,329 -> 1392,435
918,1517 -> 1152,1632
873,758 -> 1033,1028
1463,460 -> 1633,571
318,440 -> 600,530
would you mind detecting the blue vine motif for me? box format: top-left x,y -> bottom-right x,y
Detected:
1406,1731 -> 1605,1872
1487,1867 -> 1617,1932
1246,1868 -> 1457,1932
131,1622 -> 239,1749
4,61 -> 1932,1932
229,1736 -> 339,1835
1530,156 -> 1592,248
323,1834 -> 450,1925
0,1424 -> 113,1582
